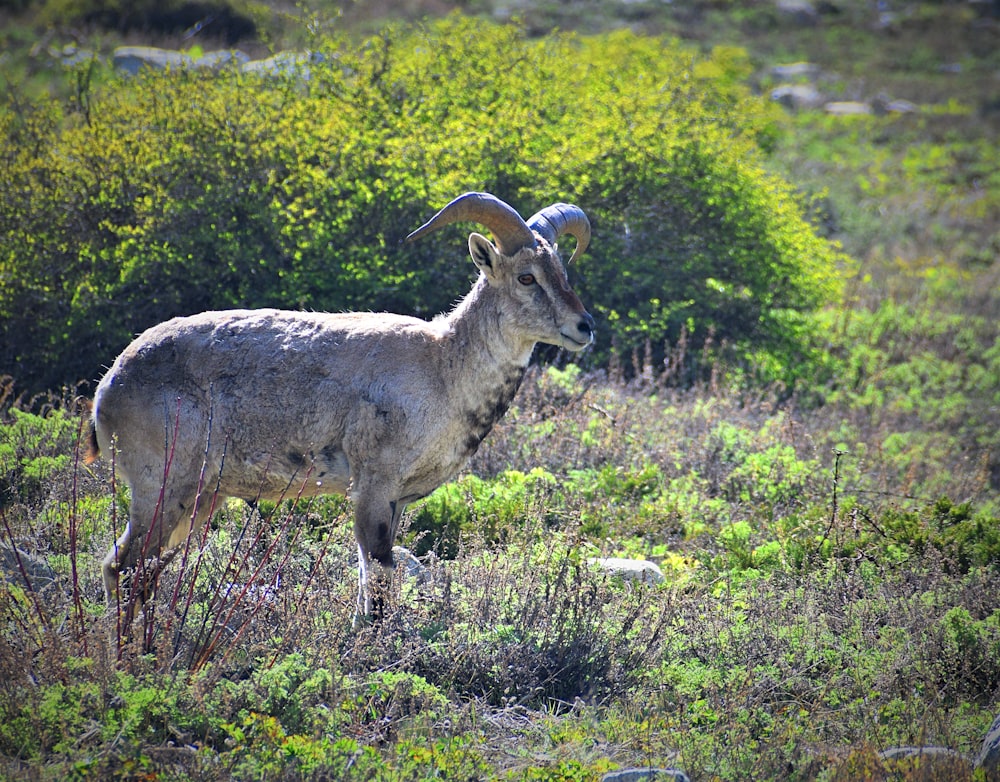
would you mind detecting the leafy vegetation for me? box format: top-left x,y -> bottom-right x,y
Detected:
0,16 -> 843,396
0,0 -> 997,779
1,367 -> 998,779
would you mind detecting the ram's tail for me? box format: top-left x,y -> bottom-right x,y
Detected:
81,400 -> 100,465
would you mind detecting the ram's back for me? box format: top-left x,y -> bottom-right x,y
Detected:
93,309 -> 451,502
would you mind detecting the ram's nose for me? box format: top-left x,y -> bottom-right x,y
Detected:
562,312 -> 595,350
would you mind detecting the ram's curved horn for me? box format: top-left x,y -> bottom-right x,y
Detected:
527,203 -> 591,264
404,192 -> 536,257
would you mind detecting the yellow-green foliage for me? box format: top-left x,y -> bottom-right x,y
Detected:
0,408 -> 78,509
0,17 -> 845,395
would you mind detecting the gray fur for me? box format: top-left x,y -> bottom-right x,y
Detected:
88,195 -> 594,623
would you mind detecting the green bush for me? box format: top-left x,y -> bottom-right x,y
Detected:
405,467 -> 557,558
0,407 -> 80,509
816,261 -> 1000,496
0,17 -> 844,396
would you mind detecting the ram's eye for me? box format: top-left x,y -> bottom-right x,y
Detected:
517,274 -> 536,286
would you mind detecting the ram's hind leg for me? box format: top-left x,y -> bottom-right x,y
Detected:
102,524 -> 132,604
108,474 -> 223,623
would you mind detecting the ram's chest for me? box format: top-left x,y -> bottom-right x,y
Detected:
460,366 -> 525,458
399,365 -> 526,501
401,446 -> 470,502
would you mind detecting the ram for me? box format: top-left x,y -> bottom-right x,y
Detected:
86,192 -> 595,624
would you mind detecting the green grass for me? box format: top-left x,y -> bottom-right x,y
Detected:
1,0 -> 998,779
1,357 -> 997,779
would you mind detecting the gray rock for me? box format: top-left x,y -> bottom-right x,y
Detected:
393,546 -> 431,585
602,769 -> 690,782
193,49 -> 251,69
771,84 -> 825,110
589,557 -> 665,584
871,95 -> 919,115
770,62 -> 821,80
113,46 -> 193,74
113,46 -> 327,80
50,44 -> 98,67
113,46 -> 251,74
824,100 -> 873,115
241,52 -> 319,78
0,546 -> 59,593
875,10 -> 898,30
884,99 -> 918,113
978,712 -> 1000,777
775,0 -> 819,23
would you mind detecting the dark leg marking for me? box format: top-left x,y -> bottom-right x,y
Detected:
371,503 -> 396,568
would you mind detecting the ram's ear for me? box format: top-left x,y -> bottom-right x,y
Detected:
468,233 -> 502,280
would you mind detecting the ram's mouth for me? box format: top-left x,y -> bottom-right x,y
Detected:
560,332 -> 593,351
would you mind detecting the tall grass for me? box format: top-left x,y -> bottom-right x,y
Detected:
1,355 -> 997,779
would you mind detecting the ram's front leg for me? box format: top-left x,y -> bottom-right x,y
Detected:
352,491 -> 405,627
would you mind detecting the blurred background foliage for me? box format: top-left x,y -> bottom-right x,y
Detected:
0,16 -> 846,395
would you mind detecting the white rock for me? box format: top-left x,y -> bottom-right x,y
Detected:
113,46 -> 193,74
602,769 -> 690,782
0,546 -> 59,593
824,100 -> 873,115
775,0 -> 818,23
885,99 -> 918,113
771,84 -> 825,110
194,50 -> 251,69
589,557 -> 665,584
770,62 -> 820,80
241,52 -> 317,78
393,546 -> 430,584
113,46 -> 253,74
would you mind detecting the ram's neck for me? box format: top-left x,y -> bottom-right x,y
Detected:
442,275 -> 535,366
437,276 -> 533,455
